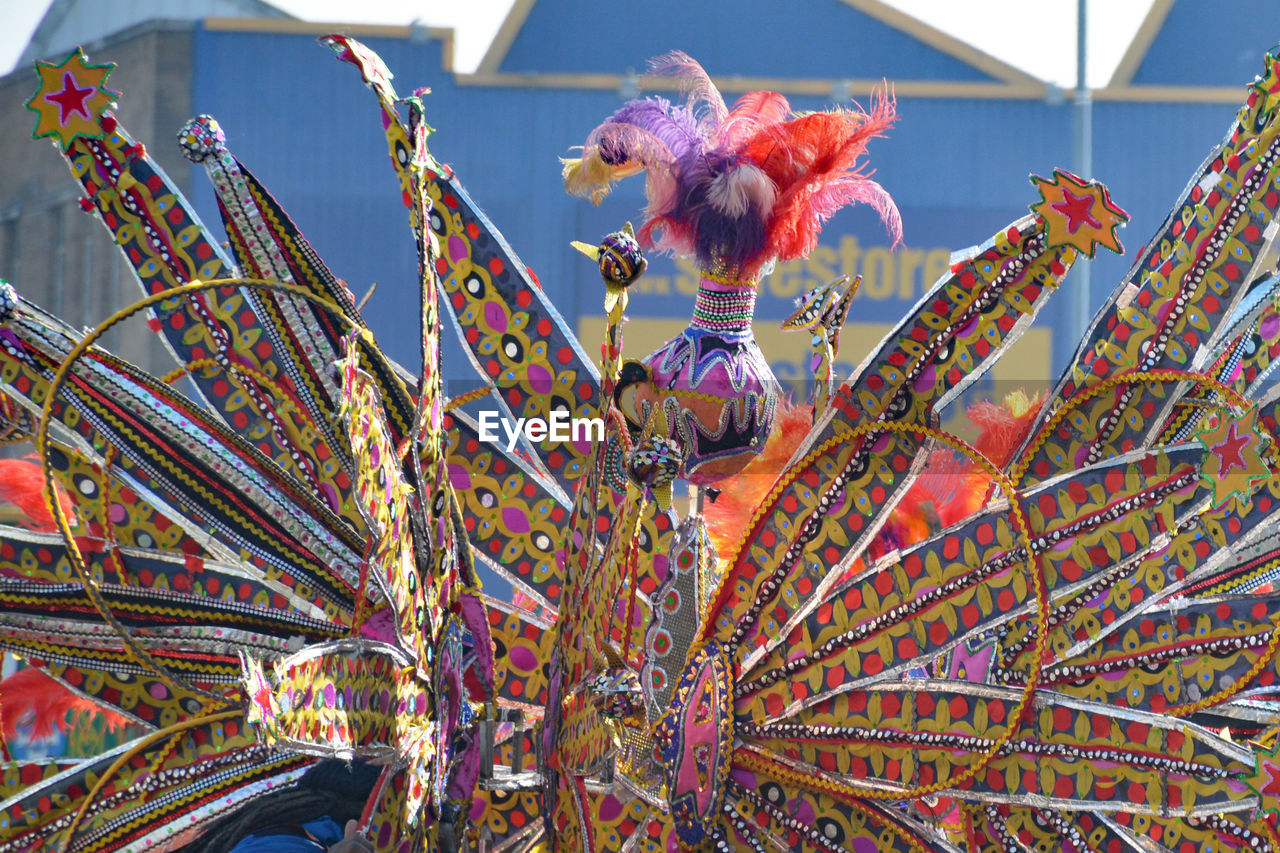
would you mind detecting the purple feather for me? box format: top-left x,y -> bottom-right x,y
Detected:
645,51 -> 728,130
604,98 -> 705,162
669,150 -> 770,270
592,94 -> 776,269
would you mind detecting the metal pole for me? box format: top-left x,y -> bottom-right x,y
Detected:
1072,0 -> 1093,347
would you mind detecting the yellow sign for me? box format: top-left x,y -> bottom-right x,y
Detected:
576,317 -> 1053,394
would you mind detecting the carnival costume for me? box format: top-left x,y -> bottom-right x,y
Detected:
2,35 -> 1280,853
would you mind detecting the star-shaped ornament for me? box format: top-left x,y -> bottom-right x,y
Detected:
1246,738 -> 1280,819
1195,406 -> 1271,508
1029,168 -> 1129,258
1250,51 -> 1280,118
26,47 -> 118,151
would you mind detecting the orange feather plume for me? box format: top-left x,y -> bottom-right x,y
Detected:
703,398 -> 814,555
704,391 -> 1046,561
0,458 -> 75,532
1,667 -> 129,741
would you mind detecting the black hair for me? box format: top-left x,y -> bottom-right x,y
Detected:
180,759 -> 381,853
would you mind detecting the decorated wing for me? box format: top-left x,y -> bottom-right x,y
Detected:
0,40 -> 495,852
322,35 -> 601,497
1015,53 -> 1280,482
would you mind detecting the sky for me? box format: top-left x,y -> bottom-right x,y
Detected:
0,0 -> 1157,88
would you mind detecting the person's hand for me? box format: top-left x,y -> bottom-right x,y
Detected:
327,820 -> 374,853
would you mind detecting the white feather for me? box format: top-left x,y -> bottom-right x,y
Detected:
706,162 -> 776,218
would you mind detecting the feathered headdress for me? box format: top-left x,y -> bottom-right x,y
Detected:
563,52 -> 901,278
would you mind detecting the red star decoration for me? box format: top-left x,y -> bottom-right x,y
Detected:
1263,760 -> 1280,798
1050,188 -> 1101,234
44,71 -> 95,123
252,682 -> 273,712
1215,419 -> 1252,475
26,47 -> 118,151
1029,168 -> 1129,258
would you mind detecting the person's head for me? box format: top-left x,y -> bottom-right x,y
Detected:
180,759 -> 380,853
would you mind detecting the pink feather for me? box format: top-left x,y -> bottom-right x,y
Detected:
719,90 -> 792,149
645,51 -> 728,130
808,178 -> 901,240
638,214 -> 697,260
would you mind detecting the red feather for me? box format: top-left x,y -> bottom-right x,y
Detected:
0,458 -> 73,532
1,668 -> 129,740
743,93 -> 901,264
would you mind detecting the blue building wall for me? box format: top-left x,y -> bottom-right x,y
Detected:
499,0 -> 1000,82
182,20 -> 1276,387
1130,0 -> 1275,87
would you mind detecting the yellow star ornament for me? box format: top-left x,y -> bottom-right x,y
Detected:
1250,50 -> 1280,119
27,47 -> 118,151
1030,168 -> 1129,258
1195,406 -> 1272,509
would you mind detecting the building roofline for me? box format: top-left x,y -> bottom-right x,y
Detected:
456,71 -> 1046,100
199,15 -> 1246,105
0,18 -> 196,88
1107,0 -> 1176,87
475,0 -> 536,75
475,0 -> 1047,88
20,0 -> 79,66
839,0 -> 1046,87
1,15 -> 1245,107
1094,83 -> 1242,104
19,0 -> 295,66
1,17 -> 457,88
456,69 -> 1248,105
202,17 -> 457,72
